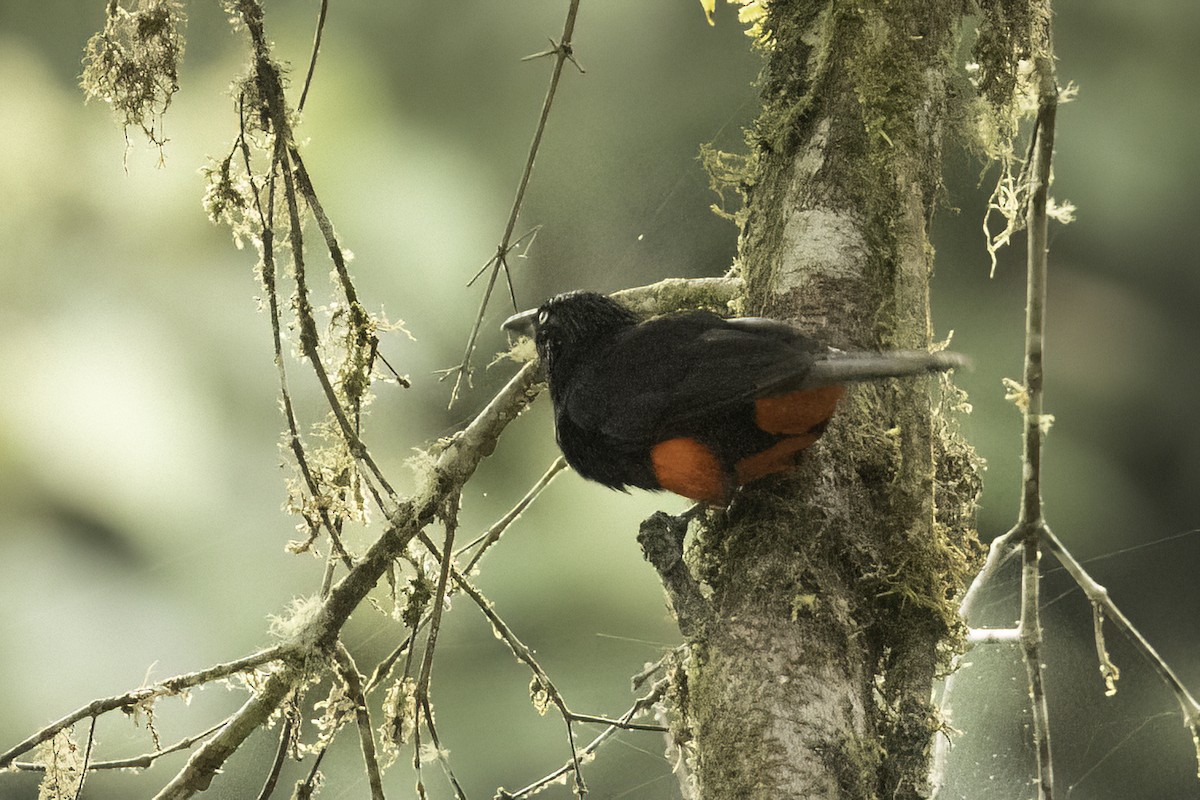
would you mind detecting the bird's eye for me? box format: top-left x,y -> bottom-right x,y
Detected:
538,309 -> 550,325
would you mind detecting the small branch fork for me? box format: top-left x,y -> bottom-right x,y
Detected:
951,17 -> 1200,800
496,678 -> 671,800
442,0 -> 584,407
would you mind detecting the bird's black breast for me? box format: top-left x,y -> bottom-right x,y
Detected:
553,405 -> 660,491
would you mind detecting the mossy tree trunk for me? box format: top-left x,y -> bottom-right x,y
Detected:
675,2 -> 981,798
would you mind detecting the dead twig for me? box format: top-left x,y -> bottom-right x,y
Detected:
445,0 -> 583,406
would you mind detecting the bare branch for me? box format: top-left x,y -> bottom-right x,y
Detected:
72,716 -> 97,800
233,21 -> 353,574
416,497 -> 460,707
953,56 -> 1200,789
498,678 -> 671,800
277,151 -> 397,503
1020,527 -> 1054,800
409,498 -> 462,798
146,354 -> 544,798
566,713 -> 666,733
155,661 -> 305,800
630,645 -> 686,691
0,646 -> 286,770
957,527 -> 1020,621
1041,525 -> 1200,737
416,530 -> 587,796
459,456 -> 568,572
1015,27 -> 1060,795
334,644 -> 386,800
254,709 -> 293,800
446,0 -> 583,405
297,0 -> 329,112
418,700 -> 469,799
365,629 -> 418,697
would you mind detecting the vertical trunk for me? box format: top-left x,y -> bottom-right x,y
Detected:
679,3 -> 980,798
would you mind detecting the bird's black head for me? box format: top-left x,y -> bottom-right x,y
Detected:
504,291 -> 639,390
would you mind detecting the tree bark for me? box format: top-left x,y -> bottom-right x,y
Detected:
675,3 -> 981,798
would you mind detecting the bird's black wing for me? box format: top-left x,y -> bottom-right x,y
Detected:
562,311 -> 823,445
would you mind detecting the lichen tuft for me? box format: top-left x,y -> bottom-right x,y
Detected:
81,0 -> 186,156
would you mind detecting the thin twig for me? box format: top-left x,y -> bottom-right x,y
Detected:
154,661 -> 305,800
254,708 -> 294,800
1040,524 -> 1200,737
419,699 -> 469,800
447,0 -> 583,406
497,678 -> 670,800
240,0 -> 401,513
1020,524 -> 1053,800
958,528 -> 1021,621
335,644 -> 386,800
378,454 -> 564,697
630,645 -> 686,691
949,42 -> 1200,791
410,495 -> 461,799
365,628 -> 419,696
285,144 -> 368,319
0,646 -> 287,770
459,456 -> 568,572
418,530 -> 587,796
466,226 -> 543,286
72,716 -> 97,800
416,496 -> 461,708
1016,35 -> 1059,797
236,93 -> 354,573
944,15 -> 1061,799
295,743 -> 327,800
297,0 -> 329,112
12,719 -> 232,773
277,148 -> 397,503
567,713 -> 666,732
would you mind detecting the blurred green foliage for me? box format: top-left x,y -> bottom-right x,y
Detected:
1,2 -> 1197,798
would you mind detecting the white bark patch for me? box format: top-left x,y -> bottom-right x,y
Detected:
776,207 -> 868,291
794,117 -> 830,180
772,117 -> 868,296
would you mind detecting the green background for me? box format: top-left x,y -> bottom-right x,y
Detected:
1,1 -> 1197,798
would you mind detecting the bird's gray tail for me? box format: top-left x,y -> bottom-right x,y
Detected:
802,350 -> 969,387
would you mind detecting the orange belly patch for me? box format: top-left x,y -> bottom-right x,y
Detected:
753,385 -> 845,435
651,437 -> 727,503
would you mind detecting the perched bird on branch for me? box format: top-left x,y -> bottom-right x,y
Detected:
504,291 -> 966,504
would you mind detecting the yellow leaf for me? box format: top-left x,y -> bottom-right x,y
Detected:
700,0 -> 716,25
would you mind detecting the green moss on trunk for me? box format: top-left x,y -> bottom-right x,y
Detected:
677,2 -> 984,797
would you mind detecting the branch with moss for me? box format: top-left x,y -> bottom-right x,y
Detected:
11,721 -> 230,774
0,646 -> 286,771
949,3 -> 1200,795
637,510 -> 712,639
0,272 -> 740,797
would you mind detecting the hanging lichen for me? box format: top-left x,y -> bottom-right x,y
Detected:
81,0 -> 185,155
968,0 -> 1077,274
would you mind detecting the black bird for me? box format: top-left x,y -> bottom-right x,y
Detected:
504,291 -> 965,504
